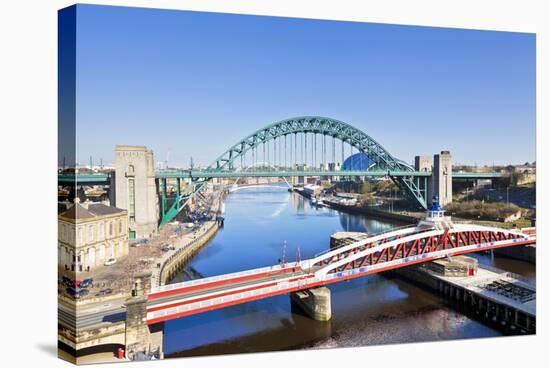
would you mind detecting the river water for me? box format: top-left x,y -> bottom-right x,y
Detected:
164,185 -> 534,358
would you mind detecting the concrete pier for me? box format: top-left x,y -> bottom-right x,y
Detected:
494,244 -> 536,264
290,286 -> 332,321
392,257 -> 536,334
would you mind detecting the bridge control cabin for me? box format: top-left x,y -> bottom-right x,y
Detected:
417,195 -> 453,232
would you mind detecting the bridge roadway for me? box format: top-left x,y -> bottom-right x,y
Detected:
57,170 -> 503,185
145,225 -> 536,325
148,266 -> 306,309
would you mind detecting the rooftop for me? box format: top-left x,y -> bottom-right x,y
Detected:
59,202 -> 125,221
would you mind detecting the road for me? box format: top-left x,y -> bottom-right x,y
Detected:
58,299 -> 126,329
148,268 -> 306,309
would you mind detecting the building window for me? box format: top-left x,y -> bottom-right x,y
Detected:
109,222 -> 113,236
119,220 -> 122,234
88,225 -> 94,242
128,178 -> 136,221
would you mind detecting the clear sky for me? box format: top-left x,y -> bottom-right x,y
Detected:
73,4 -> 535,168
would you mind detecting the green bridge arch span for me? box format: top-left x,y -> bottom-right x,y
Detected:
160,116 -> 428,226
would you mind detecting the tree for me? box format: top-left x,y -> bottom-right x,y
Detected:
360,181 -> 373,194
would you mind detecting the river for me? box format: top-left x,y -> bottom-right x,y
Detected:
164,185 -> 534,358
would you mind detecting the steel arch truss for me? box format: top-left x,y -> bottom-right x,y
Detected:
212,116 -> 409,171
161,116 -> 427,226
312,227 -> 529,277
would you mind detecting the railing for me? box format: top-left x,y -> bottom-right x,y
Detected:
154,258 -> 287,293
313,224 -> 417,258
148,272 -> 320,321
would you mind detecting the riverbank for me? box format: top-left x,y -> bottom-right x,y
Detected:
152,191 -> 225,286
157,221 -> 220,285
293,189 -> 418,224
324,199 -> 419,224
295,188 -> 534,231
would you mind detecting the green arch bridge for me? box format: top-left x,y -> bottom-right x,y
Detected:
58,116 -> 504,226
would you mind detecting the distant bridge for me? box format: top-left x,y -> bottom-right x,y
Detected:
58,170 -> 501,184
57,116 -> 505,226
227,184 -> 291,193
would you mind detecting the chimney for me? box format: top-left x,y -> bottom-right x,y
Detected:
81,198 -> 91,209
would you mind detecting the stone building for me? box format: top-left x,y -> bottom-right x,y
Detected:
58,199 -> 129,272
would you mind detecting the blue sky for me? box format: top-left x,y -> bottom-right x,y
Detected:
72,4 -> 535,167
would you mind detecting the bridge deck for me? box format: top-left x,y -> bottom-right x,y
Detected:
57,170 -> 503,185
145,226 -> 536,325
148,267 -> 306,310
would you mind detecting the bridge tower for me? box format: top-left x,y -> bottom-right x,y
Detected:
114,145 -> 159,239
415,151 -> 453,207
125,272 -> 163,360
433,151 -> 453,206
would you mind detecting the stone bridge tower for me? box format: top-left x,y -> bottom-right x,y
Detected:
415,151 -> 453,207
433,151 -> 453,206
114,145 -> 159,239
125,272 -> 164,360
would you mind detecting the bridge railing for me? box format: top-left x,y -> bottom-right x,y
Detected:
313,224 -> 418,258
148,272 -> 321,321
152,263 -> 289,294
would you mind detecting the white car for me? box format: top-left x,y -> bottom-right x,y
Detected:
104,258 -> 117,266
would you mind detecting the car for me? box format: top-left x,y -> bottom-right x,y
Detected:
65,287 -> 78,297
65,287 -> 89,299
79,288 -> 90,297
161,244 -> 175,252
104,258 -> 117,266
81,278 -> 94,288
139,257 -> 155,264
131,238 -> 149,247
98,288 -> 113,295
62,275 -> 72,286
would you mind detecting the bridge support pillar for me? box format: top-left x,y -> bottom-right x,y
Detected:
124,272 -> 163,360
291,286 -> 332,321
